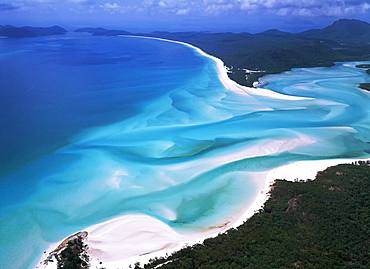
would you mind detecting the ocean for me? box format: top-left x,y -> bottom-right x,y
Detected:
1,34 -> 370,269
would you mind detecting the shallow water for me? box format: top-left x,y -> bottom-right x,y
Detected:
0,35 -> 370,269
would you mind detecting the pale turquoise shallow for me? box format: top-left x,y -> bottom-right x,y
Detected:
0,35 -> 370,269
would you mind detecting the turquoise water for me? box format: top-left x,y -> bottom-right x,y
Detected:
1,35 -> 370,269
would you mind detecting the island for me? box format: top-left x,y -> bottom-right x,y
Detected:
76,19 -> 370,87
0,25 -> 67,38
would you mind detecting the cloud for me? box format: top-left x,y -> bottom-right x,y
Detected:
239,0 -> 370,16
2,0 -> 370,17
0,3 -> 19,11
100,2 -> 121,12
176,8 -> 190,15
107,0 -> 370,17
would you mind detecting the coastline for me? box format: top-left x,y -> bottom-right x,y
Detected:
123,35 -> 311,101
35,36 -> 369,269
37,135 -> 318,269
138,163 -> 370,269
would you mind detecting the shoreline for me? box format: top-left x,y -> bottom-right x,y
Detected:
35,36 -> 369,269
123,35 -> 311,101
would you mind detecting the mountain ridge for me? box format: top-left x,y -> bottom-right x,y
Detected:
74,18 -> 370,44
299,19 -> 370,44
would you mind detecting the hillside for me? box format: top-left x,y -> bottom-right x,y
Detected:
300,19 -> 370,44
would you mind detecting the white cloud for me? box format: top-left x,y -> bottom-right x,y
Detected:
101,2 -> 120,12
158,1 -> 167,8
239,0 -> 370,16
176,8 -> 190,15
5,0 -> 370,17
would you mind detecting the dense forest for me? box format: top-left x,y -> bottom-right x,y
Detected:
136,162 -> 370,269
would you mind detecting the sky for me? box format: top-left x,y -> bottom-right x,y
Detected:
1,0 -> 370,32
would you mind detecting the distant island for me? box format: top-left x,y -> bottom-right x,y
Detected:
76,19 -> 370,87
0,25 -> 67,38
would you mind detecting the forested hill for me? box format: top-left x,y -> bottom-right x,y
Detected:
300,19 -> 370,44
139,162 -> 370,269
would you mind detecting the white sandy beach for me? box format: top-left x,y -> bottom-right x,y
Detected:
123,35 -> 312,101
35,36 -> 369,269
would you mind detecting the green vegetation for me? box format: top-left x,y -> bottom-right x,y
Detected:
56,238 -> 89,269
43,233 -> 90,269
359,83 -> 370,91
138,163 -> 370,269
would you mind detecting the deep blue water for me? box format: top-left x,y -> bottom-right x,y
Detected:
1,35 -> 370,269
0,35 -> 204,175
